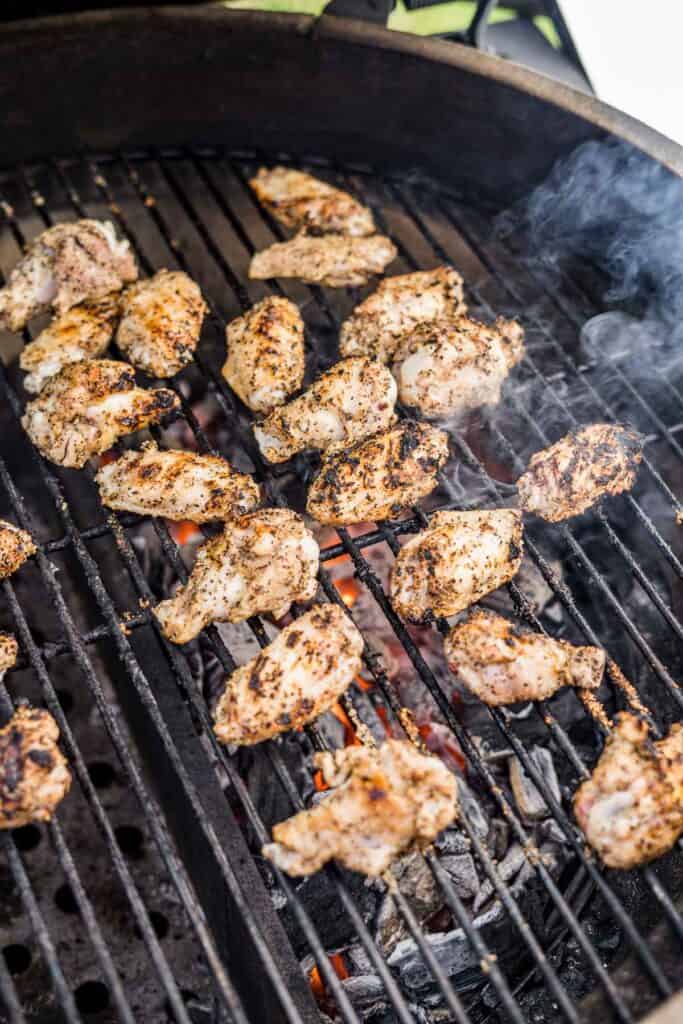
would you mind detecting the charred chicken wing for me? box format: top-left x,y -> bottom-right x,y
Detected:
263,739 -> 458,877
574,713 -> 683,869
0,521 -> 36,579
0,705 -> 71,829
390,510 -> 523,622
0,220 -> 136,331
254,357 -> 397,463
22,359 -> 180,469
339,267 -> 466,363
0,634 -> 18,679
223,297 -> 305,414
155,509 -> 319,644
214,604 -> 363,746
306,420 -> 449,525
250,167 -> 375,237
249,233 -> 397,288
517,423 -> 643,522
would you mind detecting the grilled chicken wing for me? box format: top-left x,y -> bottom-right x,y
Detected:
0,521 -> 36,579
0,635 -> 18,679
390,510 -> 523,622
22,359 -> 180,469
263,740 -> 458,877
307,421 -> 449,525
394,316 -> 525,419
574,713 -> 683,869
254,357 -> 397,463
250,167 -> 375,237
96,441 -> 260,522
155,509 -> 319,644
223,297 -> 305,414
19,295 -> 120,394
0,705 -> 71,829
249,234 -> 397,288
339,267 -> 466,363
214,604 -> 363,746
517,423 -> 643,523
116,270 -> 208,377
0,220 -> 136,332
445,609 -> 605,705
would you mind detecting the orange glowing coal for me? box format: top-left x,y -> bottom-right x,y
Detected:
331,702 -> 362,747
333,574 -> 361,608
169,520 -> 201,546
313,769 -> 329,792
308,953 -> 349,1003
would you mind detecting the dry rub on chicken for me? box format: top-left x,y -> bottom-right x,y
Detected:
250,167 -> 375,237
21,359 -> 180,469
116,270 -> 208,378
574,713 -> 683,869
19,294 -> 120,394
214,604 -> 363,746
96,441 -> 260,522
390,510 -> 523,622
249,233 -> 397,288
0,634 -> 18,679
263,740 -> 458,877
517,423 -> 643,523
306,420 -> 449,525
394,315 -> 525,419
339,267 -> 466,364
254,357 -> 397,463
0,220 -> 136,332
0,705 -> 71,829
223,297 -> 305,414
155,509 -> 319,644
445,609 -> 605,706
0,520 -> 36,579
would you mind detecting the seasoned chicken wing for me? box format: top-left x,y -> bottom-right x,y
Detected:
263,740 -> 458,877
445,609 -> 605,705
96,441 -> 260,522
19,294 -> 120,394
223,297 -> 305,414
116,270 -> 208,377
0,220 -> 136,332
574,713 -> 683,869
250,167 -> 375,237
517,423 -> 643,522
390,510 -> 523,622
214,604 -> 363,746
0,634 -> 18,679
254,357 -> 397,463
249,234 -> 397,288
0,705 -> 71,829
155,509 -> 319,644
22,359 -> 180,469
339,267 -> 466,363
394,315 -> 525,419
306,421 -> 449,525
0,520 -> 36,579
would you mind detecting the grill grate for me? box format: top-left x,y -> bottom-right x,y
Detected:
0,150 -> 681,1024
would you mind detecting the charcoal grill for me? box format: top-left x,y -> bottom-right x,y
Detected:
0,7 -> 682,1024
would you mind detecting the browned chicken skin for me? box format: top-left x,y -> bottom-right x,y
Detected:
250,167 -> 375,237
249,233 -> 397,288
0,705 -> 71,829
0,634 -> 18,678
223,297 -> 305,414
0,521 -> 36,579
574,713 -> 683,869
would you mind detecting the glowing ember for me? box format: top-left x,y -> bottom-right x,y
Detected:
169,520 -> 201,546
331,703 -> 362,747
418,722 -> 466,774
308,953 -> 349,1006
334,575 -> 361,608
313,769 -> 329,792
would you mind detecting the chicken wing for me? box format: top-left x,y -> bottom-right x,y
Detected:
263,739 -> 458,877
574,713 -> 683,869
223,297 -> 305,414
19,294 -> 120,394
0,520 -> 36,579
96,441 -> 260,522
445,609 -> 605,705
254,357 -> 397,463
0,634 -> 18,679
116,270 -> 208,377
155,508 -> 319,644
22,359 -> 180,469
250,167 -> 375,237
390,510 -> 523,622
0,705 -> 71,829
306,420 -> 449,525
214,604 -> 363,746
249,234 -> 397,288
0,220 -> 136,332
394,315 -> 525,419
339,267 -> 466,363
517,423 -> 643,522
